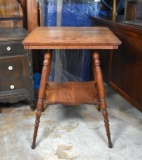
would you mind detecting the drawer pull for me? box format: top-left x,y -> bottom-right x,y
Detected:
7,46 -> 11,51
10,85 -> 15,90
8,66 -> 13,71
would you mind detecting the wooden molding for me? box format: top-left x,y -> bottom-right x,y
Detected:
26,0 -> 38,32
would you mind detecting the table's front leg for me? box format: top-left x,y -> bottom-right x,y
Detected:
92,50 -> 112,148
32,49 -> 52,149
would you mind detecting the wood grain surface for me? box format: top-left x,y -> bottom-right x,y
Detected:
44,81 -> 99,105
22,27 -> 121,49
0,0 -> 23,28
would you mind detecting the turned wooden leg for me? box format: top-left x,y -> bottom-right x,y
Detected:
93,59 -> 101,112
92,50 -> 112,148
31,50 -> 52,149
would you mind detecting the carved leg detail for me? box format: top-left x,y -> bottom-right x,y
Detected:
32,50 -> 52,149
93,50 -> 112,148
31,99 -> 42,149
100,99 -> 112,148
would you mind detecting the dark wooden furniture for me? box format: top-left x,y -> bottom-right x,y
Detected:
0,28 -> 34,108
0,0 -> 24,28
91,15 -> 142,112
0,0 -> 40,73
124,0 -> 142,25
22,27 -> 121,149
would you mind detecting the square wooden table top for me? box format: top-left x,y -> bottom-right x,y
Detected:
22,27 -> 121,50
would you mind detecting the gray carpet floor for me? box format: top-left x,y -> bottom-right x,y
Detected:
0,84 -> 142,160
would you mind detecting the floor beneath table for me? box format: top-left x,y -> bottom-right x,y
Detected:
0,84 -> 142,160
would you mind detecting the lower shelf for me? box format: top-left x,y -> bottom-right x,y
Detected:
44,81 -> 99,105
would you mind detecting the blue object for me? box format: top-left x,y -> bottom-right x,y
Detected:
45,4 -> 98,27
99,10 -> 110,17
44,2 -> 99,81
33,73 -> 41,89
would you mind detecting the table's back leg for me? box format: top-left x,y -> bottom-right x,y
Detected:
92,59 -> 101,112
92,50 -> 112,148
31,49 -> 52,149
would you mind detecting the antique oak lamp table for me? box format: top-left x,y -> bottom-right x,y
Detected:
22,27 -> 121,149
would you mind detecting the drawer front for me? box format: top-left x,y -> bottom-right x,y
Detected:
0,55 -> 27,78
0,42 -> 25,55
0,78 -> 28,92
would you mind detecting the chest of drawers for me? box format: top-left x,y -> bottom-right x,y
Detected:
0,28 -> 34,108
